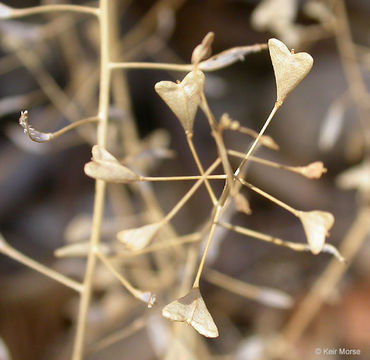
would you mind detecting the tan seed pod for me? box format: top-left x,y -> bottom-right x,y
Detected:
162,287 -> 219,338
191,32 -> 214,65
300,161 -> 327,179
84,145 -> 140,183
268,38 -> 313,105
117,223 -> 161,251
155,70 -> 205,133
298,210 -> 334,254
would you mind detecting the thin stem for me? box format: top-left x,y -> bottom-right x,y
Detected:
192,205 -> 222,288
161,158 -> 221,224
109,44 -> 268,72
218,222 -> 345,262
228,149 -> 316,176
21,114 -> 99,143
0,234 -> 83,293
50,117 -> 100,139
87,317 -> 146,355
205,269 -> 293,308
234,103 -> 280,177
109,61 -> 192,72
186,132 -> 218,205
9,5 -> 100,18
334,0 -> 370,148
218,222 -> 306,251
95,249 -> 142,298
142,174 -> 226,182
72,1 -> 110,359
200,93 -> 235,190
238,178 -> 299,216
114,232 -> 202,258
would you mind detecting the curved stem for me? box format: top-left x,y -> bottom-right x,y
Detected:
50,117 -> 100,139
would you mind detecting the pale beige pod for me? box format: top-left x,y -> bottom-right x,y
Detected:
162,287 -> 219,338
268,38 -> 313,105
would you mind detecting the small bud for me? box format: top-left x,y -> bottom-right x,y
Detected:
298,210 -> 335,254
155,70 -> 205,133
268,38 -> 313,105
19,110 -> 52,142
162,287 -> 219,338
84,145 -> 140,183
299,161 -> 327,179
138,291 -> 157,308
117,223 -> 161,251
191,32 -> 214,65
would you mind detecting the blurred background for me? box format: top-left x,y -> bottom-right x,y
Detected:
0,0 -> 369,359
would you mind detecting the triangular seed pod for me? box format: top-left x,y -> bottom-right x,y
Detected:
268,38 -> 313,105
155,70 -> 205,133
191,32 -> 214,65
298,210 -> 334,254
84,145 -> 140,183
117,223 -> 161,251
162,287 -> 219,338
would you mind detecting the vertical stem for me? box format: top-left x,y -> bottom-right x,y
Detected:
72,1 -> 110,359
200,93 -> 235,191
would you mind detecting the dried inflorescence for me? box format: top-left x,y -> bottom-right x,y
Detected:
1,2 -> 356,359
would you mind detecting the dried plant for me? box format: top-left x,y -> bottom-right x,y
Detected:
0,1 -> 368,360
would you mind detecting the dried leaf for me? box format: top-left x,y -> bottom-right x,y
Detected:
117,223 -> 161,251
268,38 -> 313,104
84,145 -> 140,183
162,288 -> 219,338
251,0 -> 297,32
252,0 -> 301,47
304,1 -> 334,24
298,210 -> 335,254
336,161 -> 370,193
319,94 -> 349,151
191,32 -> 214,65
234,193 -> 252,215
155,70 -> 205,133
